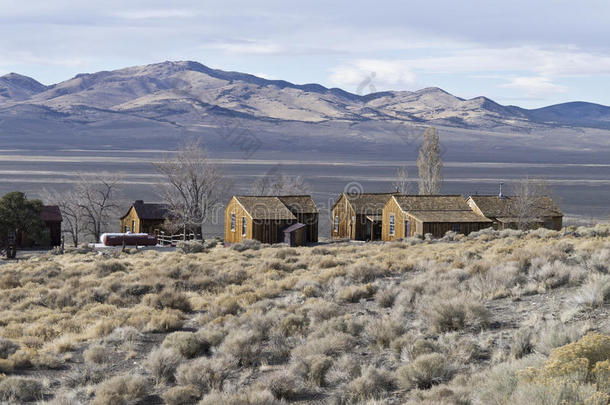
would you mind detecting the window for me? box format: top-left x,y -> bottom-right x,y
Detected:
452,223 -> 462,233
131,220 -> 136,233
124,226 -> 130,233
389,214 -> 395,236
334,216 -> 339,232
242,217 -> 247,236
231,213 -> 236,231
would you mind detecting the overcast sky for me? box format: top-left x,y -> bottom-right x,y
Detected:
1,0 -> 609,108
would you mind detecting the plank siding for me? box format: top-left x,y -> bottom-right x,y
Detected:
224,197 -> 253,243
331,194 -> 356,239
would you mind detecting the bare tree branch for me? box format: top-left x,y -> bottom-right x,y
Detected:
393,165 -> 410,194
510,177 -> 552,230
153,141 -> 231,241
417,127 -> 443,195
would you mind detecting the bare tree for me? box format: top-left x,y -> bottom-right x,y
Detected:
392,165 -> 410,194
417,127 -> 443,195
251,171 -> 310,196
40,188 -> 84,247
153,141 -> 230,241
510,177 -> 552,230
75,173 -> 123,242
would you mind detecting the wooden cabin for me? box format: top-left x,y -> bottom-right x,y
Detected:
382,195 -> 492,240
467,195 -> 563,230
224,195 -> 318,245
17,205 -> 63,248
331,193 -> 397,241
120,200 -> 170,235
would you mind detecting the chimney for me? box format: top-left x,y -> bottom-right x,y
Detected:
498,182 -> 505,199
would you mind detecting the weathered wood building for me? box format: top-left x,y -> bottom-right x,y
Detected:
331,193 -> 397,241
224,195 -> 318,245
17,205 -> 63,248
120,200 -> 170,234
382,195 -> 492,240
467,195 -> 563,230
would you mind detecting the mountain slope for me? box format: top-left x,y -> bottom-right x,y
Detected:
0,73 -> 47,101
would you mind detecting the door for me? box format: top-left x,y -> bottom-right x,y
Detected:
405,220 -> 411,237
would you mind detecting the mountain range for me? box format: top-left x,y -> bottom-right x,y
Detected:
1,61 -> 609,162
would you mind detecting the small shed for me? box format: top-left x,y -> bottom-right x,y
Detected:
120,200 -> 170,235
331,192 -> 398,241
467,195 -> 563,230
283,223 -> 307,247
382,195 -> 492,240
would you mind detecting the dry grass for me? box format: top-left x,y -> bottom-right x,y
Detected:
0,225 -> 607,403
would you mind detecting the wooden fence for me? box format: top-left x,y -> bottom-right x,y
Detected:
157,232 -> 201,246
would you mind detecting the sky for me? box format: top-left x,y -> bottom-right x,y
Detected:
1,0 -> 609,108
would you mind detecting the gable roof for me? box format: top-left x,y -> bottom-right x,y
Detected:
121,201 -> 170,221
335,193 -> 397,215
41,205 -> 62,222
392,195 -> 492,223
233,196 -> 297,220
277,196 -> 318,214
467,195 -> 563,218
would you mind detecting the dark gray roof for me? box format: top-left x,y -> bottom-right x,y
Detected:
468,195 -> 563,218
122,201 -> 170,220
41,205 -> 62,222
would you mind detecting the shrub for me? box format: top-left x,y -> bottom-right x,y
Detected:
231,239 -> 261,252
366,316 -> 405,348
145,309 -> 184,332
572,274 -> 610,309
92,374 -> 149,405
84,343 -> 112,365
162,332 -> 209,358
146,347 -> 184,384
260,369 -> 307,400
337,284 -> 376,303
96,260 -> 127,276
143,290 -> 192,312
534,322 -> 582,356
397,353 -> 456,390
0,338 -> 19,359
198,389 -> 278,405
425,296 -> 489,333
292,332 -> 354,358
346,263 -> 388,283
292,354 -> 333,387
275,314 -> 308,337
538,333 -> 610,381
175,356 -> 235,395
219,330 -> 262,366
177,240 -> 206,253
162,385 -> 200,405
375,288 -> 397,308
339,366 -> 395,403
510,328 -> 534,359
0,377 -> 44,402
212,294 -> 241,316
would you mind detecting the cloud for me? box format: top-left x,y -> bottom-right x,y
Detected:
207,42 -> 284,55
329,60 -> 417,93
500,76 -> 567,98
113,9 -> 194,20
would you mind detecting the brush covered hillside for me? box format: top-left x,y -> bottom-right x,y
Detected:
0,227 -> 609,404
1,61 -> 610,162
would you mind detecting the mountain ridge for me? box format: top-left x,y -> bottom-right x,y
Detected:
1,60 -> 608,129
